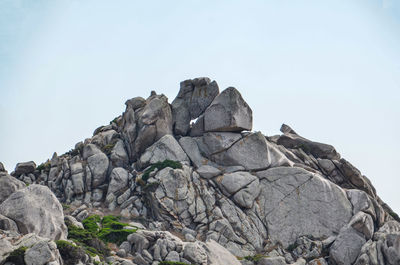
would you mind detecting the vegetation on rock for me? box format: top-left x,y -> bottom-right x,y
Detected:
142,160 -> 182,183
56,240 -> 87,265
5,246 -> 27,265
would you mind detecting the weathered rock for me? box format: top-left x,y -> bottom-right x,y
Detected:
24,240 -> 61,265
349,211 -> 374,240
0,213 -> 19,232
0,162 -> 5,172
179,137 -> 212,168
329,226 -> 366,265
382,233 -> 400,265
211,132 -> 292,170
258,256 -> 287,265
200,132 -> 242,156
277,131 -> 340,160
0,172 -> 25,204
172,77 -> 219,135
216,171 -> 260,208
204,239 -> 242,265
14,161 -> 36,175
0,185 -> 67,240
139,134 -> 189,168
183,242 -> 207,264
204,87 -> 252,132
87,152 -> 109,188
107,167 -> 129,197
196,165 -> 221,179
110,139 -> 129,167
82,144 -> 102,160
257,167 -> 352,247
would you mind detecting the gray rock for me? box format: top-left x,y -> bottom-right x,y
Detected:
24,240 -> 61,265
183,242 -> 207,264
349,211 -> 374,240
258,256 -> 287,265
346,189 -> 376,219
204,239 -> 242,265
257,167 -> 352,247
0,185 -> 67,240
277,131 -> 340,160
87,152 -> 109,188
196,165 -> 222,179
107,167 -> 129,197
0,162 -> 5,172
190,114 -> 205,137
126,96 -> 146,110
330,226 -> 366,265
382,233 -> 400,265
165,250 -> 180,262
116,248 -> 126,258
212,132 -> 292,170
128,233 -> 149,254
204,87 -> 252,132
179,137 -> 211,168
82,144 -> 102,160
14,161 -> 36,176
110,139 -> 129,167
200,132 -> 242,155
71,172 -> 85,195
172,78 -> 219,135
64,215 -> 84,229
0,213 -> 19,232
139,134 -> 190,168
308,258 -> 328,265
0,172 -> 25,204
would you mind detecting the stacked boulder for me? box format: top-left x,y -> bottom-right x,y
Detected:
2,77 -> 400,265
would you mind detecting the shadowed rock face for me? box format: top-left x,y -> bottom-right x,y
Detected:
2,77 -> 399,265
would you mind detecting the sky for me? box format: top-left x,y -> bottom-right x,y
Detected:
0,0 -> 399,213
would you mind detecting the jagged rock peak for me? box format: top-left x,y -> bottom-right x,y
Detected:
2,77 -> 400,265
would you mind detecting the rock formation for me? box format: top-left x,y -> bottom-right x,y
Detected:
0,77 -> 399,265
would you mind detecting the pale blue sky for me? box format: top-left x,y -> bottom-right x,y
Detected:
1,0 -> 399,213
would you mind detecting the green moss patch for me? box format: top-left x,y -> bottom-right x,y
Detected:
142,160 -> 182,183
66,214 -> 136,260
5,246 -> 28,265
56,240 -> 87,265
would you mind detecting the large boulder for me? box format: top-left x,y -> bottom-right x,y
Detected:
107,167 -> 129,197
204,239 -> 242,265
211,132 -> 292,170
14,161 -> 36,176
87,152 -> 109,188
329,226 -> 366,265
122,93 -> 173,161
0,172 -> 25,204
204,87 -> 252,132
0,184 -> 67,240
139,134 -> 190,168
256,167 -> 353,247
171,77 -> 219,135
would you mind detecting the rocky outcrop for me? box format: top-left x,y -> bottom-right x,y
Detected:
2,77 -> 399,265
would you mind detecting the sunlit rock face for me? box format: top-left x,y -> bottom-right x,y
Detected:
2,77 -> 399,265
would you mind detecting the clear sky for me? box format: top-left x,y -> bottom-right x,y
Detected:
1,0 -> 399,213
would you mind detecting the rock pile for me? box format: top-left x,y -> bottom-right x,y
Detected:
1,77 -> 399,265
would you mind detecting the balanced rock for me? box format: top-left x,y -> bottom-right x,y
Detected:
0,184 -> 67,240
14,161 -> 36,176
204,87 -> 252,132
172,77 -> 219,136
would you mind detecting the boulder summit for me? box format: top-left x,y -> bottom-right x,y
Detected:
1,77 -> 399,265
